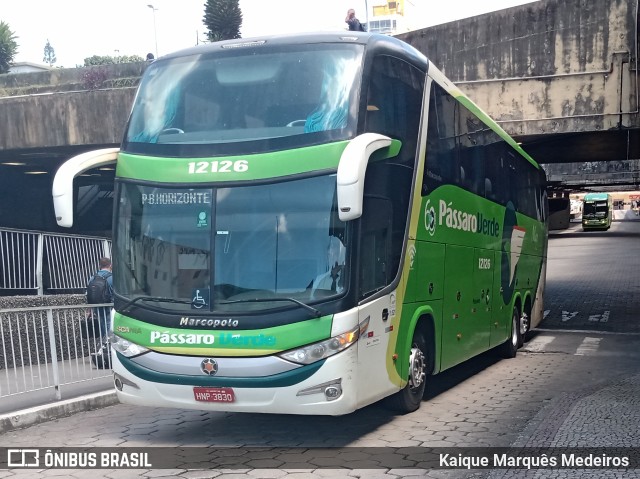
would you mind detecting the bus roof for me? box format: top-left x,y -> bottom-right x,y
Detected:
160,31 -> 428,67
583,193 -> 611,201
153,32 -> 539,171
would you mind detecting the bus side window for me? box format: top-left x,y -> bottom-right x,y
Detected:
485,178 -> 493,199
359,196 -> 393,299
359,55 -> 424,297
364,54 -> 424,163
457,103 -> 486,196
423,83 -> 457,195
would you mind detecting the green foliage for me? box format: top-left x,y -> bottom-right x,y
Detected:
203,0 -> 242,42
0,21 -> 19,74
43,39 -> 57,67
83,54 -> 144,66
81,66 -> 108,90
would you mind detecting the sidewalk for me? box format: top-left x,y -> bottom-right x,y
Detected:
2,372 -> 640,455
0,388 -> 117,433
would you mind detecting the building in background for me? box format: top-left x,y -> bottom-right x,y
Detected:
8,62 -> 52,74
367,0 -> 419,35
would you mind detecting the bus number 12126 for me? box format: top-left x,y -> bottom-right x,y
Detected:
188,160 -> 249,174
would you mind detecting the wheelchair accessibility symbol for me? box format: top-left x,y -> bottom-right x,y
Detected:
192,289 -> 210,309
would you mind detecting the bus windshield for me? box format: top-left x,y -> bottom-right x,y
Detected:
114,174 -> 349,314
583,200 -> 609,217
123,43 -> 363,156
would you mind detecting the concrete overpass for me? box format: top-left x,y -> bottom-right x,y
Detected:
0,0 -> 638,233
0,63 -> 143,233
397,0 -> 640,189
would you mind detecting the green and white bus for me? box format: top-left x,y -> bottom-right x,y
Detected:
582,193 -> 613,231
53,33 -> 548,415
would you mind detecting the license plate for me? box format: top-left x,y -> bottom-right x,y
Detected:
193,387 -> 235,403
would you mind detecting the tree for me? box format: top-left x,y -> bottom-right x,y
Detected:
43,39 -> 57,67
203,0 -> 242,42
83,54 -> 144,66
0,21 -> 18,74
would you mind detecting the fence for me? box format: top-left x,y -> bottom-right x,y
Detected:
0,228 -> 111,295
0,303 -> 112,403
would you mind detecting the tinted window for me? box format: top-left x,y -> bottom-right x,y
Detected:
123,44 -> 364,157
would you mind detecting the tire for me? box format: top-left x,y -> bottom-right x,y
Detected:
518,310 -> 530,347
499,308 -> 520,358
384,328 -> 429,414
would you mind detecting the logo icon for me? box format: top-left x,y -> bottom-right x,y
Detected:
196,211 -> 208,227
7,449 -> 39,467
424,199 -> 436,236
200,358 -> 218,376
408,244 -> 417,268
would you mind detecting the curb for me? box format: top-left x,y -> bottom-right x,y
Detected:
0,390 -> 119,434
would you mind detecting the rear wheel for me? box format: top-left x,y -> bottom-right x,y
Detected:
385,328 -> 429,413
499,308 -> 520,358
518,310 -> 530,347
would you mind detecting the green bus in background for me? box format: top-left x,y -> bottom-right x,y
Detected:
53,33 -> 548,415
582,193 -> 613,231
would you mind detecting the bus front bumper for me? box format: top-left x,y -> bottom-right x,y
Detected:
110,348 -> 361,416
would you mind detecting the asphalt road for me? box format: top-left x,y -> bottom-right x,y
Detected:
543,219 -> 640,333
1,220 -> 639,479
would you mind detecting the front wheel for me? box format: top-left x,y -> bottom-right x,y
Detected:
384,329 -> 429,414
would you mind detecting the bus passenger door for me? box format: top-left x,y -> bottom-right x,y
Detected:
490,249 -> 509,348
356,294 -> 397,407
355,197 -> 400,406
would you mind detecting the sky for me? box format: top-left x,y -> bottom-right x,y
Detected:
2,0 -> 538,68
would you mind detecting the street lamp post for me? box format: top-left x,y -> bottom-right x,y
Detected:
147,4 -> 158,58
364,0 -> 369,30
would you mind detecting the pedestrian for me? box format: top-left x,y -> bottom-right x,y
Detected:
86,257 -> 114,340
85,257 -> 114,369
345,8 -> 366,32
146,52 -> 155,62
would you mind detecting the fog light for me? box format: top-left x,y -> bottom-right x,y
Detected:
113,372 -> 139,391
297,378 -> 342,401
324,385 -> 342,401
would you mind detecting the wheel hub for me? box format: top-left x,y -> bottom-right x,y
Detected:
520,312 -> 530,336
409,346 -> 426,389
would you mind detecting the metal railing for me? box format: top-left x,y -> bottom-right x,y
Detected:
0,303 -> 112,402
0,228 -> 111,295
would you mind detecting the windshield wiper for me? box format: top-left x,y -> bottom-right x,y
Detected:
219,297 -> 322,318
120,296 -> 194,314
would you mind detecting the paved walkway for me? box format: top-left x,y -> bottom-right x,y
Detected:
2,371 -> 639,473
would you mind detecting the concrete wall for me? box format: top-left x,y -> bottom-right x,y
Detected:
397,0 -> 639,137
0,62 -> 147,95
0,61 -> 147,150
1,2 -> 637,164
0,88 -> 137,149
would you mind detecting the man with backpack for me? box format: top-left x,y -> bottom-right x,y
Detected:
86,257 -> 114,368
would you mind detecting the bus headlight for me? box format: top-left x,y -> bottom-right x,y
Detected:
278,318 -> 368,365
110,334 -> 149,358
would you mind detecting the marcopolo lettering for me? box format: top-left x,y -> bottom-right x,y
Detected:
438,200 -> 499,237
180,317 -> 239,328
150,331 -> 215,345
